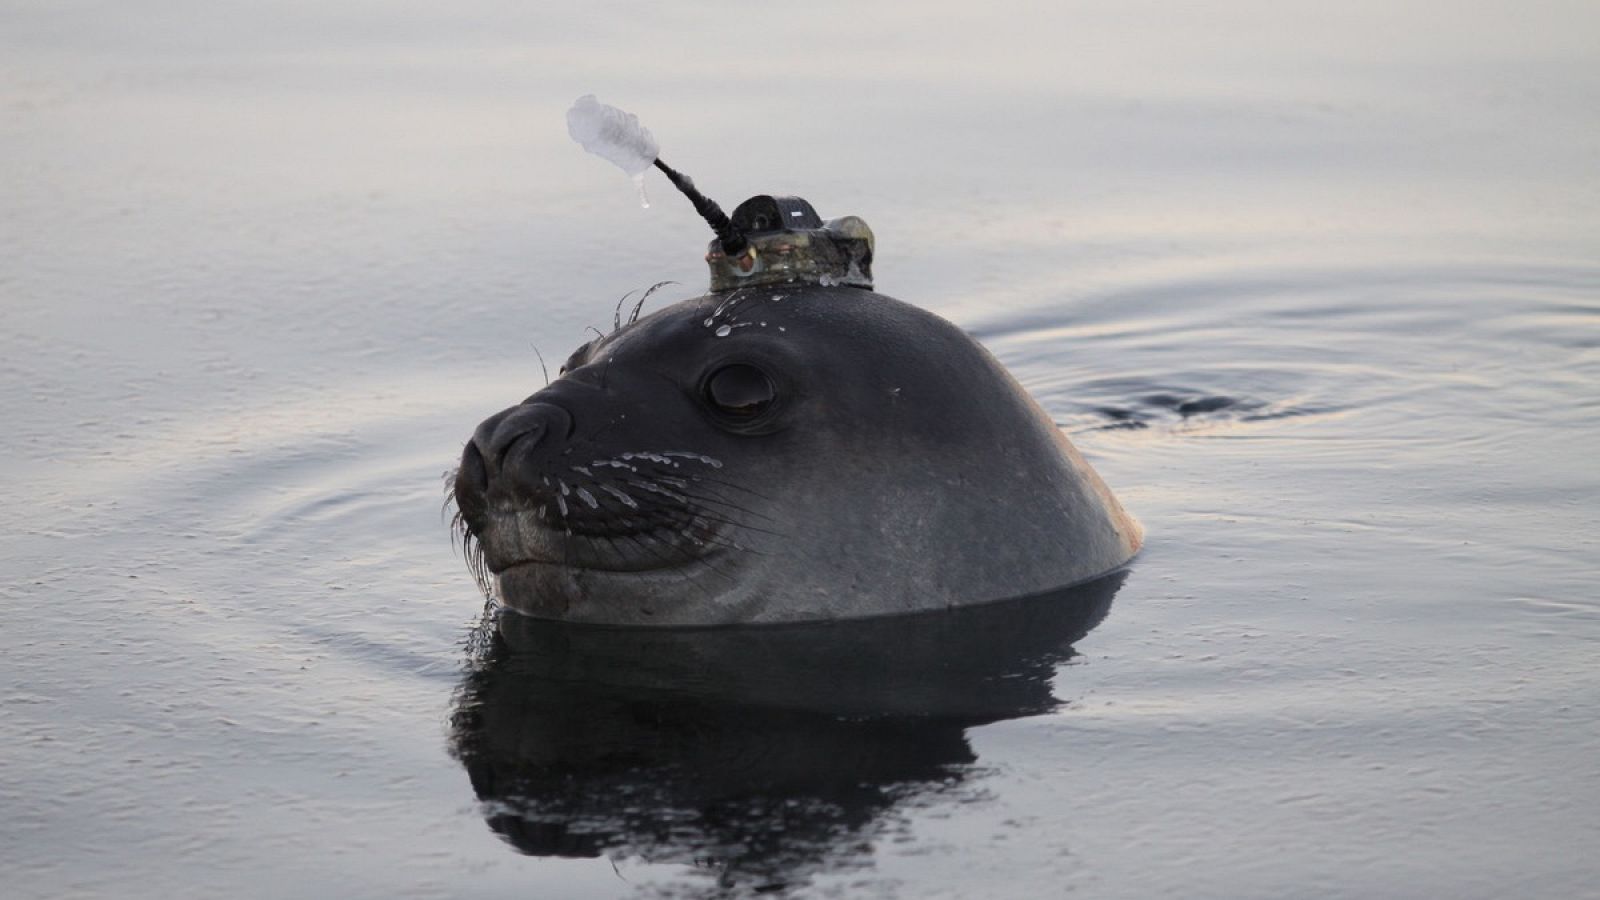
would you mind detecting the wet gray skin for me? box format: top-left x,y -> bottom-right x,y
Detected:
451,284 -> 1142,625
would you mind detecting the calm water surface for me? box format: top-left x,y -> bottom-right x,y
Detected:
4,2 -> 1598,897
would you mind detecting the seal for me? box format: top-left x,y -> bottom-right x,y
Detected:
451,208 -> 1140,624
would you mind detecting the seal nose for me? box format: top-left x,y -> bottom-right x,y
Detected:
471,401 -> 573,475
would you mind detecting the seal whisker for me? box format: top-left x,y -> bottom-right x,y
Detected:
620,475 -> 780,526
645,507 -> 771,557
612,289 -> 639,333
630,280 -> 677,325
658,451 -> 724,468
534,470 -> 763,573
668,506 -> 787,542
624,477 -> 688,504
559,529 -> 575,596
531,344 -> 550,386
723,288 -> 784,325
705,287 -> 747,327
672,497 -> 785,538
670,471 -> 776,502
609,466 -> 760,509
452,516 -> 493,598
597,534 -> 725,608
597,484 -> 639,509
669,479 -> 781,523
632,482 -> 784,538
556,467 -> 782,546
631,529 -> 740,585
624,493 -> 788,542
614,531 -> 734,589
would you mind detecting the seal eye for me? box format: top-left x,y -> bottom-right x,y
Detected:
705,364 -> 775,418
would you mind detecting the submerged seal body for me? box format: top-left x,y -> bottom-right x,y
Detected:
452,281 -> 1141,626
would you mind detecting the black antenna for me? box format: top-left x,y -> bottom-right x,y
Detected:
653,159 -> 748,257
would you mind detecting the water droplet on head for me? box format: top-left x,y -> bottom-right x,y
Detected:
715,324 -> 732,337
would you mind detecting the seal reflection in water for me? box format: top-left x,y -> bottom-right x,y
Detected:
450,572 -> 1123,892
451,195 -> 1141,625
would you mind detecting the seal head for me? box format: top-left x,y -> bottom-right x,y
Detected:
451,197 -> 1140,625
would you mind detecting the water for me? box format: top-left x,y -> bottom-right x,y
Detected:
3,1 -> 1597,897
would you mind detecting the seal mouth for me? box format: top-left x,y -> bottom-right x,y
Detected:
476,505 -> 737,580
494,542 -> 730,577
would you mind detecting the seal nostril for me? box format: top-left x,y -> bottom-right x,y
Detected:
497,425 -> 546,468
488,417 -> 546,468
472,402 -> 574,472
459,441 -> 488,492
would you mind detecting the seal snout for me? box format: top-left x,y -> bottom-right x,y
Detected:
455,400 -> 575,528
